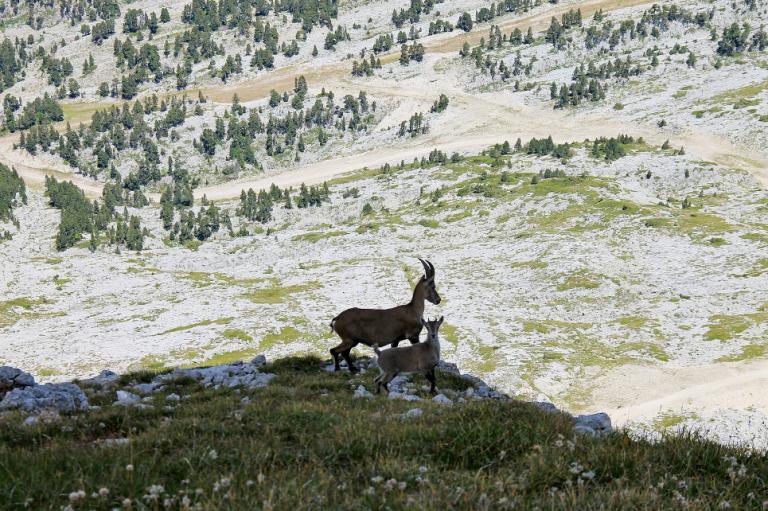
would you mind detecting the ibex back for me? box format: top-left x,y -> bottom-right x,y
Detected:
329,259 -> 440,373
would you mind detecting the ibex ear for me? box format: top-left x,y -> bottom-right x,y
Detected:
437,316 -> 444,326
421,318 -> 428,327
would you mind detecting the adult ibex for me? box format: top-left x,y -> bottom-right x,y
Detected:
329,259 -> 441,373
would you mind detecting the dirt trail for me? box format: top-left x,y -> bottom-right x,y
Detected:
0,133 -> 105,197
4,0 -> 768,200
585,360 -> 768,423
197,74 -> 768,199
200,0 -> 656,103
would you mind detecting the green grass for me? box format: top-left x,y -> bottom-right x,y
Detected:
418,218 -> 440,228
291,230 -> 347,243
179,272 -> 266,288
653,412 -> 693,431
2,354 -> 767,510
704,315 -> 752,341
159,318 -> 234,336
557,274 -> 601,291
260,326 -> 303,350
439,323 -> 460,347
240,281 -> 322,304
615,316 -> 649,329
221,329 -> 254,342
709,80 -> 768,108
201,348 -> 259,366
0,297 -> 53,327
716,343 -> 768,362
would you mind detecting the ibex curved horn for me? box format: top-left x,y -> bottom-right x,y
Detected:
418,258 -> 431,277
426,259 -> 435,276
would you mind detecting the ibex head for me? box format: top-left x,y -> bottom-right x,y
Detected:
422,316 -> 444,342
418,258 -> 441,305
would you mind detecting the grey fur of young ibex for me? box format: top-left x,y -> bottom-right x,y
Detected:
329,259 -> 441,373
374,316 -> 444,395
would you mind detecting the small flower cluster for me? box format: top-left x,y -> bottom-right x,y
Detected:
723,455 -> 747,481
552,434 -> 576,452
567,461 -> 595,487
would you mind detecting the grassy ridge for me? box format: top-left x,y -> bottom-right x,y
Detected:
0,356 -> 766,510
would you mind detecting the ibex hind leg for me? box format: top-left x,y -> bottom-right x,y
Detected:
330,338 -> 354,371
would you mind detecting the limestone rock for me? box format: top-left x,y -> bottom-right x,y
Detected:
0,366 -> 35,392
574,412 -> 613,437
0,383 -> 88,414
401,408 -> 423,420
353,385 -> 374,399
114,390 -> 141,406
432,394 -> 453,405
157,362 -> 275,390
388,392 -> 421,402
436,361 -> 460,375
79,370 -> 119,388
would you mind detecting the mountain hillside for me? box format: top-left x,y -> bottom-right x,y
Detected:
2,0 -> 768,452
1,355 -> 767,510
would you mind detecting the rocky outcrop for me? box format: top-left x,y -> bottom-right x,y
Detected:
79,370 -> 120,388
156,360 -> 275,389
0,366 -> 35,393
357,357 -> 613,437
573,412 -> 613,437
0,356 -> 613,439
0,383 -> 88,413
0,356 -> 275,416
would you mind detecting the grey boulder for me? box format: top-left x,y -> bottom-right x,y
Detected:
79,370 -> 119,388
0,366 -> 35,392
0,383 -> 88,413
574,412 -> 613,437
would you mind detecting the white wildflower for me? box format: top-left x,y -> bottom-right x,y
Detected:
122,498 -> 133,509
125,464 -> 134,473
370,476 -> 383,484
68,490 -> 86,503
418,466 -> 428,473
364,486 -> 375,496
257,473 -> 265,484
207,449 -> 218,461
99,488 -> 110,498
582,470 -> 595,480
719,502 -> 731,509
148,485 -> 164,496
246,480 -> 255,487
398,481 -> 407,491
